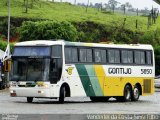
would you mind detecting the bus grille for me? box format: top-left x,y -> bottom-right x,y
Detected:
143,79 -> 151,93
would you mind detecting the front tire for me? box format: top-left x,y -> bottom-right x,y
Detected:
131,85 -> 140,101
124,85 -> 132,102
59,87 -> 66,103
27,97 -> 33,103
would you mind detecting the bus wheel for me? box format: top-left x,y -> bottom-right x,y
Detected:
59,86 -> 66,103
27,97 -> 33,103
117,85 -> 131,102
131,85 -> 140,101
123,85 -> 131,102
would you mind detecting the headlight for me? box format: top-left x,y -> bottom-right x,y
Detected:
36,82 -> 49,88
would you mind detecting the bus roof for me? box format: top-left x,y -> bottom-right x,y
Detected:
15,40 -> 153,50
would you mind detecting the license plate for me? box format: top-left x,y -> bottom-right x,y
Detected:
10,93 -> 16,97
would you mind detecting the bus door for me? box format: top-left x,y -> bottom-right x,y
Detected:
50,46 -> 62,84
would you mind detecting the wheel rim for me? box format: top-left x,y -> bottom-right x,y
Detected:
134,87 -> 139,99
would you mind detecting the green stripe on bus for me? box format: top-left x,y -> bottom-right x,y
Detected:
75,64 -> 95,96
85,65 -> 103,96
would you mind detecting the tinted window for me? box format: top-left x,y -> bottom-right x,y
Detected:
13,47 -> 50,56
108,49 -> 120,63
108,50 -> 114,63
128,51 -> 133,63
121,50 -> 128,63
87,49 -> 93,62
146,51 -> 152,65
80,49 -> 87,62
72,48 -> 78,62
65,47 -> 78,63
94,49 -> 106,63
52,46 -> 62,58
121,50 -> 133,64
95,49 -> 101,63
134,51 -> 145,64
101,50 -> 106,63
134,51 -> 141,64
140,51 -> 145,64
65,48 -> 72,63
115,50 -> 120,63
79,48 -> 93,63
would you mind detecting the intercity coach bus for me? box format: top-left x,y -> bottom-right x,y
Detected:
10,40 -> 155,103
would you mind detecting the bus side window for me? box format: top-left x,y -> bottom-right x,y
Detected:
108,49 -> 120,64
134,51 -> 145,65
146,51 -> 152,65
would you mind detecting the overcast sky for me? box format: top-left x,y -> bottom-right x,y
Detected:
53,0 -> 160,10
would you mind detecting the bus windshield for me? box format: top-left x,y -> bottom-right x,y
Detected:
11,58 -> 50,81
13,46 -> 50,57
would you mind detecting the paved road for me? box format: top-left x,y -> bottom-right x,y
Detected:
0,89 -> 160,115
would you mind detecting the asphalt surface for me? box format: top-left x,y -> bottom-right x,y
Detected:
0,89 -> 160,120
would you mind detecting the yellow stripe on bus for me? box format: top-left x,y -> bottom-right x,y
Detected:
94,65 -> 106,96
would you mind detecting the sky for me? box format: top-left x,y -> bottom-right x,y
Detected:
53,0 -> 160,10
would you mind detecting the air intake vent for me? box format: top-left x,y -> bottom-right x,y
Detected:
143,79 -> 151,93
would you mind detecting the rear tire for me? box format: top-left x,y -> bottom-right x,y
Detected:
131,85 -> 140,101
27,97 -> 33,103
59,87 -> 66,104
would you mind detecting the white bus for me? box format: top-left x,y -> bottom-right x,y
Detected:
10,40 -> 155,103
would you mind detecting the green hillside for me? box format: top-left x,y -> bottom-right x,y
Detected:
1,0 -> 160,75
0,0 -> 159,32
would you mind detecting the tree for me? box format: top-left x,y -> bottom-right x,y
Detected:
104,3 -> 110,10
120,4 -> 126,14
86,0 -> 90,12
108,0 -> 120,13
95,3 -> 101,8
24,0 -> 29,13
125,2 -> 132,10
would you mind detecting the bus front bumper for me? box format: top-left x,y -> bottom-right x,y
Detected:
10,87 -> 51,98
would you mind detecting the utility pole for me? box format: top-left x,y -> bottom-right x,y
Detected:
2,0 -> 11,88
8,0 -> 10,48
7,0 -> 11,87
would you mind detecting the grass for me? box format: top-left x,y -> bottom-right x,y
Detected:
0,0 -> 160,32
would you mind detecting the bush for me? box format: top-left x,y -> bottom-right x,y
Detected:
74,21 -> 111,43
0,40 -> 7,51
0,40 -> 14,53
19,21 -> 78,41
139,30 -> 155,45
0,19 -> 17,39
154,46 -> 160,75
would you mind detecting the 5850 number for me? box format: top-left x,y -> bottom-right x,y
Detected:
141,69 -> 152,74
